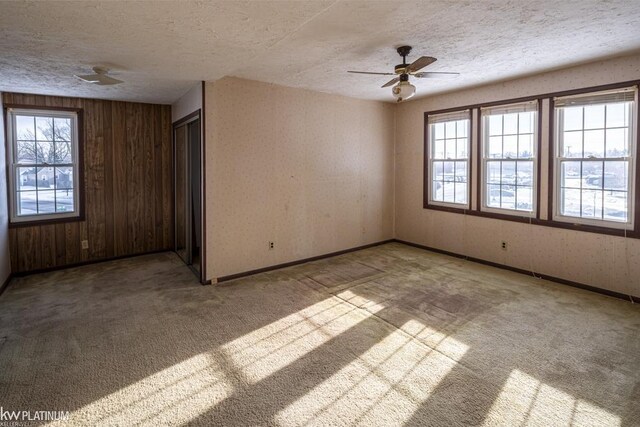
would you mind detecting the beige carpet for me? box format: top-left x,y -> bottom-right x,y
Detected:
0,243 -> 638,426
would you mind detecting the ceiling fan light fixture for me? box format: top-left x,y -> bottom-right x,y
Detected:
392,80 -> 416,102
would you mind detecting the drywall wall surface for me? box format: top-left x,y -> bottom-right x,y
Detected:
205,77 -> 395,279
0,94 -> 11,284
395,54 -> 640,297
172,83 -> 203,123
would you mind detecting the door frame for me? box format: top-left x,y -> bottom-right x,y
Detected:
172,108 -> 206,284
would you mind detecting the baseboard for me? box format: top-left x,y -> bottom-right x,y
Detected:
216,239 -> 395,283
0,273 -> 13,297
394,239 -> 640,304
12,249 -> 170,277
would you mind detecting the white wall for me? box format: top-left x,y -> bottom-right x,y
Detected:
172,83 -> 203,123
395,54 -> 640,297
0,93 -> 12,286
205,77 -> 395,280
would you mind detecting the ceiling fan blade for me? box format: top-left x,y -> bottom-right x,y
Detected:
413,71 -> 460,79
381,77 -> 400,88
348,71 -> 396,76
75,74 -> 102,83
95,75 -> 124,85
406,56 -> 437,73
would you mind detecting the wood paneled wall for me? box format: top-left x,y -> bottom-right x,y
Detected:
3,93 -> 173,273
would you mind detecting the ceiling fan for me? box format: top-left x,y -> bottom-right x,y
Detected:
75,67 -> 123,86
348,46 -> 459,102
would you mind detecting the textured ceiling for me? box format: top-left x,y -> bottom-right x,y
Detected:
1,0 -> 639,104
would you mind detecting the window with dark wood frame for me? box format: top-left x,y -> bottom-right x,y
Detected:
422,80 -> 640,238
5,105 -> 84,226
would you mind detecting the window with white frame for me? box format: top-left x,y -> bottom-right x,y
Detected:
427,110 -> 470,208
553,87 -> 637,228
7,108 -> 80,223
481,101 -> 538,215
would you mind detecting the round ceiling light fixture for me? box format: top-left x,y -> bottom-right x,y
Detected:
391,75 -> 416,103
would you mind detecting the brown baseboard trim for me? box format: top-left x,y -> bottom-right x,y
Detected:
12,249 -> 171,278
0,273 -> 13,297
394,239 -> 640,304
216,239 -> 395,283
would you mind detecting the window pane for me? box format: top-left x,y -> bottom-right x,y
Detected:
456,138 -> 467,159
516,186 -> 533,211
489,115 -> 502,136
55,167 -> 74,189
562,131 -> 582,158
489,136 -> 502,158
36,141 -> 54,164
15,115 -> 35,140
487,184 -> 501,207
605,128 -> 627,157
605,103 -> 629,128
433,161 -> 444,181
16,140 -> 36,164
501,187 -> 516,210
54,140 -> 73,164
434,139 -> 445,159
17,191 -> 38,216
54,118 -> 71,141
563,107 -> 583,131
456,120 -> 467,137
445,121 -> 456,137
561,188 -> 581,217
503,135 -> 517,157
445,139 -> 456,158
583,130 -> 604,157
501,161 -> 516,185
17,167 -> 37,191
516,161 -> 533,186
443,161 -> 455,181
603,191 -> 627,221
454,182 -> 467,204
518,134 -> 533,158
603,161 -> 627,191
37,190 -> 56,214
35,117 -> 53,141
56,189 -> 74,213
455,161 -> 467,182
519,112 -> 534,134
584,105 -> 605,129
36,167 -> 54,190
503,113 -> 518,135
582,161 -> 603,189
487,161 -> 501,184
561,161 -> 581,189
434,123 -> 444,140
581,189 -> 602,219
442,181 -> 454,203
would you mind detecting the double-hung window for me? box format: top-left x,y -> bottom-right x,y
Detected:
553,87 -> 637,229
6,108 -> 81,224
481,101 -> 538,216
426,110 -> 470,209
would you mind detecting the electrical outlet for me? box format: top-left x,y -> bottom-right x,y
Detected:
268,241 -> 275,250
81,240 -> 89,250
501,241 -> 507,250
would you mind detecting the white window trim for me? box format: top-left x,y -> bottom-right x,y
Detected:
480,101 -> 538,218
552,87 -> 637,230
7,108 -> 80,224
427,110 -> 471,209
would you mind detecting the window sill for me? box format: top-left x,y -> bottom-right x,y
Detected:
9,214 -> 84,228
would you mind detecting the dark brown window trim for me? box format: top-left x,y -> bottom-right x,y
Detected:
423,109 -> 473,213
3,104 -> 85,228
422,79 -> 640,239
547,83 -> 639,238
